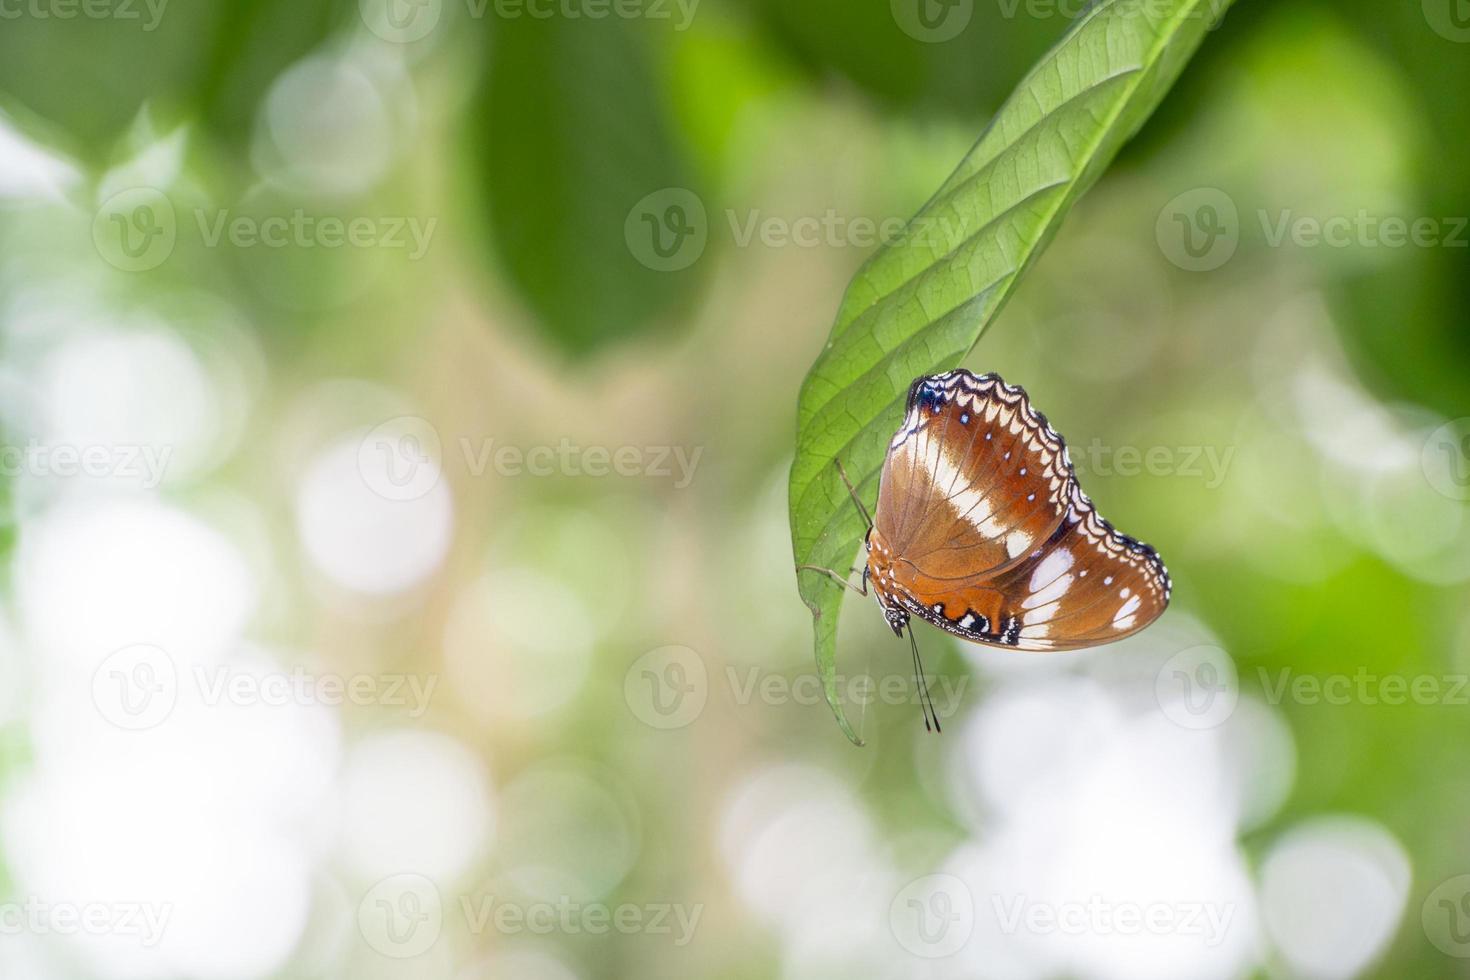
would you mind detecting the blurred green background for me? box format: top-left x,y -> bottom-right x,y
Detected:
0,1 -> 1468,978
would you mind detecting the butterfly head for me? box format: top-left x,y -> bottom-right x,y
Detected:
882,604 -> 910,637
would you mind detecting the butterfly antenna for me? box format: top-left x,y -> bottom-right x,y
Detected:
833,458 -> 873,532
908,625 -> 940,733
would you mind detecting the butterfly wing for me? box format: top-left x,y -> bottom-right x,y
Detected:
873,372 -> 1074,578
876,371 -> 1171,651
891,481 -> 1172,651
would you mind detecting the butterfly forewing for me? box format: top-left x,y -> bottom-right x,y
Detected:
871,370 -> 1171,651
875,373 -> 1073,577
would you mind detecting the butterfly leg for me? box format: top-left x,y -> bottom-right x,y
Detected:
833,458 -> 874,532
795,564 -> 869,597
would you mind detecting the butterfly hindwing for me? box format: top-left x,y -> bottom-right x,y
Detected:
897,482 -> 1172,651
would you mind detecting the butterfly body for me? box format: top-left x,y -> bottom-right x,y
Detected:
862,370 -> 1170,652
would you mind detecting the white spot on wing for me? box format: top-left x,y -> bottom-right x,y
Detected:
1112,593 -> 1142,627
924,444 -> 1000,534
1023,573 -> 1074,610
1024,600 -> 1061,623
1028,549 -> 1074,591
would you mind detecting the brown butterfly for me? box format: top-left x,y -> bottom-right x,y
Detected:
800,370 -> 1171,731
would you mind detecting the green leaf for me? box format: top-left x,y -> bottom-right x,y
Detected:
787,0 -> 1233,744
744,0 -> 1066,118
0,0 -> 346,164
475,15 -> 700,353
